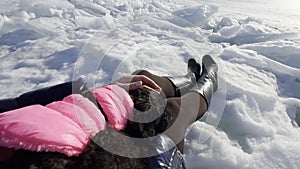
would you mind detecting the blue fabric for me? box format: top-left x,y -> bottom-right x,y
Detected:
0,98 -> 18,113
149,146 -> 186,169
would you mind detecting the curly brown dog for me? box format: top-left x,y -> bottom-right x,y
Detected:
0,88 -> 169,169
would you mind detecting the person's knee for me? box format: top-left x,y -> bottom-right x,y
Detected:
166,98 -> 181,118
166,97 -> 194,128
166,98 -> 180,124
164,98 -> 187,144
132,70 -> 151,77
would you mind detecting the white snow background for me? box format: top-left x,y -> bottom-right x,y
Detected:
1,0 -> 300,168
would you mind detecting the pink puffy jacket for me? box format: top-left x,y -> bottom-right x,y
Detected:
0,85 -> 133,157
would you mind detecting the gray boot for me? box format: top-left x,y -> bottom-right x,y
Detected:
167,58 -> 201,97
191,55 -> 218,107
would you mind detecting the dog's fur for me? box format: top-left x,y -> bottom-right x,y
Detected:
1,128 -> 150,169
126,88 -> 171,138
0,88 -> 170,169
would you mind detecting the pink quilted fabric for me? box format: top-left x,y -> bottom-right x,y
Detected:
0,105 -> 89,156
0,85 -> 132,156
47,94 -> 106,137
91,85 -> 134,130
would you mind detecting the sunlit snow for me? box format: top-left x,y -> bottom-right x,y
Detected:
0,0 -> 300,168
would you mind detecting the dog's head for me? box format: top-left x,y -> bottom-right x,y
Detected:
126,87 -> 170,138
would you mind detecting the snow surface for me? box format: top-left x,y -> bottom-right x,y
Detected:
1,0 -> 300,168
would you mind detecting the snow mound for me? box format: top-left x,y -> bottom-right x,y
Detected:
209,20 -> 296,45
1,0 -> 300,168
172,5 -> 218,28
241,40 -> 300,69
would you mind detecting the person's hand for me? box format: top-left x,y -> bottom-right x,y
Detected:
112,75 -> 161,92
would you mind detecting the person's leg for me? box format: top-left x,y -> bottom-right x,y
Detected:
161,55 -> 218,152
132,58 -> 201,98
163,93 -> 207,152
0,78 -> 89,113
131,55 -> 217,153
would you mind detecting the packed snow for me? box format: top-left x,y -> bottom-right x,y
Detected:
1,0 -> 300,168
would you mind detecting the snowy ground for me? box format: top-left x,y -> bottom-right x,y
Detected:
1,0 -> 300,168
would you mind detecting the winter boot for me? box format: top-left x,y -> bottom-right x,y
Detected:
167,58 -> 201,97
191,55 -> 218,107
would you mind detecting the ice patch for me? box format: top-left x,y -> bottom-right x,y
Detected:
220,46 -> 267,68
19,0 -> 74,12
172,5 -> 218,28
31,4 -> 63,18
241,41 -> 300,69
74,13 -> 115,29
25,17 -> 74,36
209,20 -> 296,45
0,11 -> 35,34
213,17 -> 239,32
0,15 -> 4,31
70,0 -> 109,16
219,45 -> 300,100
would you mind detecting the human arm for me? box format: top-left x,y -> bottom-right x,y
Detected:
0,78 -> 88,113
111,75 -> 161,92
0,74 -> 161,113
